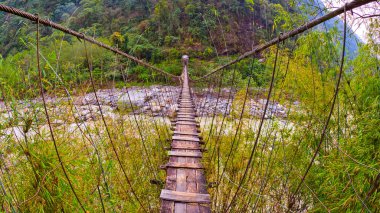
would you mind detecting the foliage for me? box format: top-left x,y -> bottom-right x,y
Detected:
0,0 -> 379,212
199,27 -> 380,212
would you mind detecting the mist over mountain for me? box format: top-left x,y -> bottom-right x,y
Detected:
307,0 -> 362,57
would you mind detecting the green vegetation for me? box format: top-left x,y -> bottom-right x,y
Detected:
0,0 -> 379,212
0,113 -> 169,211
200,29 -> 380,211
0,0 -> 297,96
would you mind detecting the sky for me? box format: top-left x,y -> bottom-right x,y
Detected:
320,0 -> 380,43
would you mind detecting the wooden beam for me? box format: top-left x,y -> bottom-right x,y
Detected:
160,190 -> 211,203
171,145 -> 201,150
168,151 -> 202,158
173,135 -> 200,142
164,162 -> 204,169
173,131 -> 200,137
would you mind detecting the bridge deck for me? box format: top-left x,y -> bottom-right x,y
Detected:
160,65 -> 211,212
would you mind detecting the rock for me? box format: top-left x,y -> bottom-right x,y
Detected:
104,112 -> 117,119
258,99 -> 268,105
152,106 -> 161,112
142,106 -> 151,112
81,109 -> 91,116
99,105 -> 113,113
53,120 -> 65,125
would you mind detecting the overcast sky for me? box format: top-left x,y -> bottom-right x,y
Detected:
320,0 -> 380,43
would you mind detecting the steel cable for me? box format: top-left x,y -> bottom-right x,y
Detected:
289,5 -> 348,210
225,36 -> 281,212
35,16 -> 86,212
0,4 -> 177,79
82,38 -> 148,211
194,0 -> 375,81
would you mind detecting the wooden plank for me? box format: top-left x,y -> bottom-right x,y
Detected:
171,144 -> 200,150
161,200 -> 175,212
175,203 -> 186,212
176,113 -> 195,116
187,162 -> 198,193
178,106 -> 194,110
176,116 -> 196,120
177,113 -> 196,116
174,119 -> 197,123
175,118 -> 196,122
176,122 -> 200,126
168,151 -> 202,158
177,112 -> 194,114
173,131 -> 199,137
172,123 -> 197,128
199,205 -> 211,213
160,190 -> 211,203
173,135 -> 200,142
186,163 -> 199,211
196,170 -> 208,194
166,168 -> 177,190
176,169 -> 187,191
165,162 -> 204,169
175,156 -> 188,212
186,204 -> 200,213
178,110 -> 195,114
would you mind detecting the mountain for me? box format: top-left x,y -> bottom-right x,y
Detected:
0,0 -> 362,60
307,0 -> 362,57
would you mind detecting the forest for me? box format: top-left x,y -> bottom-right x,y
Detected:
0,0 -> 379,212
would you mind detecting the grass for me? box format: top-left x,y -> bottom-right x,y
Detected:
0,99 -> 170,212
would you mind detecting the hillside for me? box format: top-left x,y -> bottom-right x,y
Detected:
0,0 -> 291,58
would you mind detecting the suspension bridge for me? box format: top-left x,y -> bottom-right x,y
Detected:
160,56 -> 210,212
0,0 -> 378,212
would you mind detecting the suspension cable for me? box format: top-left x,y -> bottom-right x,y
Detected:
289,4 -> 348,209
225,36 -> 281,212
0,4 -> 177,79
82,38 -> 148,212
35,16 -> 86,212
216,59 -> 256,193
195,0 -> 375,81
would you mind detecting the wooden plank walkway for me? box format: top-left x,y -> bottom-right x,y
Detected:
160,57 -> 211,212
